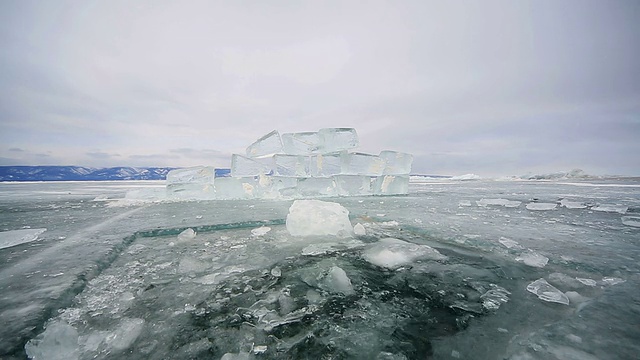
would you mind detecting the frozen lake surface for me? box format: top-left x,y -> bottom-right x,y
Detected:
0,179 -> 639,359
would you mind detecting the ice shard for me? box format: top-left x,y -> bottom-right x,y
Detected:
246,130 -> 283,158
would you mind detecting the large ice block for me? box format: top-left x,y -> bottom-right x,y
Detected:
319,128 -> 359,153
166,182 -> 215,200
379,150 -> 413,175
334,175 -> 373,196
214,176 -> 257,199
274,154 -> 310,177
231,154 -> 274,177
286,199 -> 352,237
281,132 -> 322,155
341,152 -> 386,176
246,130 -> 283,158
373,175 -> 409,195
297,177 -> 337,197
166,166 -> 214,184
309,153 -> 342,177
254,175 -> 297,199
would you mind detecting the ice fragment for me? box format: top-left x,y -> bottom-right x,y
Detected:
177,228 -> 196,242
25,321 -> 80,360
353,223 -> 366,236
621,216 -> 640,227
516,252 -> 549,268
0,228 -> 46,250
286,200 -> 353,237
363,237 -> 446,269
526,278 -> 570,305
526,202 -> 557,211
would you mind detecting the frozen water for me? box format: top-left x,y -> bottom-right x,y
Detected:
322,266 -> 355,295
515,252 -> 549,268
373,175 -> 409,195
450,173 -> 481,180
273,154 -> 309,177
560,199 -> 587,209
353,223 -> 366,236
0,228 -> 46,250
498,237 -> 522,249
621,216 -> 640,227
362,237 -> 446,269
166,166 -> 214,185
24,321 -> 79,360
591,204 -> 628,214
281,131 -> 322,155
251,226 -> 271,237
334,175 -> 373,196
177,228 -> 196,241
309,153 -> 342,177
476,198 -> 521,207
286,200 -> 352,237
525,202 -> 557,211
1,178 -> 639,359
319,127 -> 359,153
379,150 -> 413,175
526,278 -> 570,305
231,154 -> 273,177
246,130 -> 283,158
341,152 -> 386,176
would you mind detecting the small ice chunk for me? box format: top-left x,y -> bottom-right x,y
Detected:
0,228 -> 46,250
25,321 -> 80,360
379,150 -> 413,175
354,223 -> 366,236
335,175 -> 373,196
177,228 -> 196,242
341,152 -> 386,176
601,277 -> 625,286
252,345 -> 268,354
621,216 -> 640,228
274,154 -> 310,177
373,175 -> 409,195
281,131 -> 322,155
526,202 -> 557,211
231,154 -> 273,177
516,252 -> 549,268
362,237 -> 446,269
575,277 -> 597,286
319,127 -> 359,153
498,237 -> 521,249
591,204 -> 628,214
286,200 -> 353,237
476,199 -> 521,207
220,352 -> 252,360
270,267 -> 282,277
450,173 -> 481,180
309,153 -> 342,177
480,285 -> 511,311
296,177 -> 338,197
246,130 -> 283,158
458,200 -> 472,207
251,226 -> 271,237
526,278 -> 570,305
560,199 -> 587,209
321,266 -> 355,295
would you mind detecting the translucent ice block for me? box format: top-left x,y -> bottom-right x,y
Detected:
340,152 -> 386,176
254,175 -> 297,199
274,154 -> 310,177
231,154 -> 274,177
334,175 -> 373,196
286,199 -> 352,237
166,166 -> 214,185
373,175 -> 409,195
297,177 -> 337,197
214,176 -> 257,199
166,182 -> 215,200
281,132 -> 322,155
309,153 -> 342,177
379,150 -> 413,175
246,130 -> 283,158
319,128 -> 359,153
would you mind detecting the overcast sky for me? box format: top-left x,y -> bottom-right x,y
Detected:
0,0 -> 638,176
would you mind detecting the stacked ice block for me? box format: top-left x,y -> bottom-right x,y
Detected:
166,128 -> 412,199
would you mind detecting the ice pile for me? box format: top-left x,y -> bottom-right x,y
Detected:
166,128 -> 413,200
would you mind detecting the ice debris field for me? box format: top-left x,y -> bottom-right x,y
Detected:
1,169 -> 640,359
163,128 -> 412,200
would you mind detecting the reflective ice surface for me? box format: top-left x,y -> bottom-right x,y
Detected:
1,178 -> 639,359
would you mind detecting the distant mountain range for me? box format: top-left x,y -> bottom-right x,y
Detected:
0,166 -> 178,181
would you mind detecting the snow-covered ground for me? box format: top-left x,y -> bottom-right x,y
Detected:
0,179 -> 639,359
